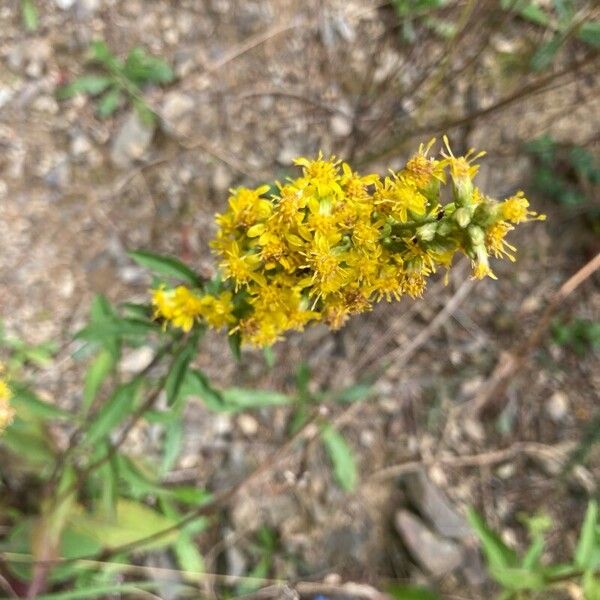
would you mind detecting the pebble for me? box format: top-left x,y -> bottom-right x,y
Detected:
160,92 -> 195,138
359,429 -> 375,448
213,414 -> 232,436
395,510 -> 464,576
237,414 -> 259,436
545,391 -> 569,422
212,163 -> 232,192
54,0 -> 76,8
110,110 -> 155,169
43,153 -> 71,189
75,0 -> 101,19
404,470 -> 471,539
0,88 -> 14,111
120,346 -> 154,374
32,96 -> 59,115
330,113 -> 353,137
70,134 -> 92,158
277,144 -> 301,166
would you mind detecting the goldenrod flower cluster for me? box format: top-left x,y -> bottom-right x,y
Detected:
152,138 -> 544,347
0,366 -> 14,434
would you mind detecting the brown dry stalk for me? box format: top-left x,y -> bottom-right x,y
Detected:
472,252 -> 600,416
369,440 -> 578,482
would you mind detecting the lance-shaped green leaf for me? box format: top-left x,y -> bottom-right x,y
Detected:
467,508 -> 519,571
10,384 -> 71,420
67,498 -> 178,551
165,342 -> 196,407
321,424 -> 358,491
57,75 -> 113,100
576,501 -> 599,570
86,380 -> 141,446
82,349 -> 116,413
128,250 -> 201,286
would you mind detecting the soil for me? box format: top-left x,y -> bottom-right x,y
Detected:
0,1 -> 598,598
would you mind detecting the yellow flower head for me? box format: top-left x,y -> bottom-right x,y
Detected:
223,185 -> 272,229
0,369 -> 15,434
404,138 -> 446,189
501,191 -> 546,224
150,139 -> 544,346
293,153 -> 343,198
375,175 -> 427,223
152,286 -> 203,332
486,221 -> 516,260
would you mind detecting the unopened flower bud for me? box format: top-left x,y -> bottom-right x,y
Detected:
416,222 -> 437,241
452,176 -> 473,207
468,225 -> 485,245
454,207 -> 471,228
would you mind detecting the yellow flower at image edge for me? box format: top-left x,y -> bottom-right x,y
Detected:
0,375 -> 15,434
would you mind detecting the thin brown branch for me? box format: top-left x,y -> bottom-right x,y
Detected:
369,440 -> 579,481
471,252 -> 600,416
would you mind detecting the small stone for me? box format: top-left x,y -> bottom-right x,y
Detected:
212,163 -> 232,192
70,134 -> 92,158
496,463 -> 515,479
160,92 -> 194,138
110,111 -> 155,169
237,414 -> 259,436
43,154 -> 71,189
57,271 -> 75,299
404,470 -> 471,539
545,391 -> 569,422
277,144 -> 300,166
330,113 -> 353,137
75,0 -> 101,18
32,95 -> 59,114
0,88 -> 14,111
54,0 -> 76,8
395,510 -> 464,576
121,346 -> 154,374
213,414 -> 232,436
359,429 -> 375,448
463,417 -> 485,443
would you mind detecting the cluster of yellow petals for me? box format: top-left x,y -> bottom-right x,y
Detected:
0,366 -> 14,434
152,286 -> 235,333
151,138 -> 544,346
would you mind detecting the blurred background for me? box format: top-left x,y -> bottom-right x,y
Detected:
0,0 -> 598,598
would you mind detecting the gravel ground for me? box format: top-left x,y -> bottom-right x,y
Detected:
1,0 -> 599,597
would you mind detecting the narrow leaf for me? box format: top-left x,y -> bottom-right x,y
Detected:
21,0 -> 38,32
321,425 -> 358,491
160,418 -> 183,474
57,75 -> 112,100
10,384 -> 71,420
128,250 -> 200,286
67,499 -> 178,550
467,508 -> 518,570
181,369 -> 227,411
579,22 -> 600,47
86,381 -> 140,446
83,349 -> 115,412
221,387 -> 292,411
576,501 -> 599,569
165,344 -> 195,407
97,87 -> 122,118
530,36 -> 563,71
